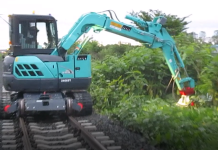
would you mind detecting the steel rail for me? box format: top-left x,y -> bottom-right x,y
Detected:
68,116 -> 107,150
0,52 -> 2,98
19,118 -> 33,150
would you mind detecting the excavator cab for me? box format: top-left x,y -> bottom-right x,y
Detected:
8,14 -> 59,56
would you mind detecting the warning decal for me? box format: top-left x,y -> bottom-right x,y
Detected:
110,21 -> 122,31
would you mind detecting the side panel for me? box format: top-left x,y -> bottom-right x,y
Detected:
44,62 -> 58,78
74,54 -> 91,78
57,57 -> 75,89
57,62 -> 75,79
57,55 -> 92,90
13,56 -> 55,79
4,56 -> 60,91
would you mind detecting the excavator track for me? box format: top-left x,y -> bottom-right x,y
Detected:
0,114 -> 122,150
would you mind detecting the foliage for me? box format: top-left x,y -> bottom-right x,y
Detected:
89,32 -> 214,99
173,33 -> 214,81
67,39 -> 139,60
91,47 -> 171,99
90,71 -> 218,150
98,43 -> 140,59
194,54 -> 218,105
67,40 -> 101,55
112,96 -> 218,150
1,52 -> 7,59
211,30 -> 218,44
211,35 -> 218,44
86,31 -> 218,149
130,9 -> 191,36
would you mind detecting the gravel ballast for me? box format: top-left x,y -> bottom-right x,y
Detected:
77,110 -> 161,150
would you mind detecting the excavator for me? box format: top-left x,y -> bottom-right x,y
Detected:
0,10 -> 195,119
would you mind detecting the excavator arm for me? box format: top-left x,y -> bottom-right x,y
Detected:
51,11 -> 195,105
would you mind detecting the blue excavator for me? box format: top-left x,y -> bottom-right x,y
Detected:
1,10 -> 195,118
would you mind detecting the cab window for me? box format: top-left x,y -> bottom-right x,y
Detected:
18,20 -> 56,49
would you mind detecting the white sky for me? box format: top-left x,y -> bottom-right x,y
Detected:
0,0 -> 217,49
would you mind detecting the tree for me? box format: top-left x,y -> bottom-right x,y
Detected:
211,30 -> 218,44
212,36 -> 218,45
130,9 -> 191,36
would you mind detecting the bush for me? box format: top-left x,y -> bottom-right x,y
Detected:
88,33 -> 218,150
90,74 -> 218,150
113,97 -> 218,150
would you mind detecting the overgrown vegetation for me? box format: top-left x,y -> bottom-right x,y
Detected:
68,10 -> 218,150
87,37 -> 218,149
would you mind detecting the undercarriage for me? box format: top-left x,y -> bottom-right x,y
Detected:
0,88 -> 93,119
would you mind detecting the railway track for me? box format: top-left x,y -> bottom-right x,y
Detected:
0,88 -> 122,150
0,113 -> 122,150
0,89 -> 122,149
